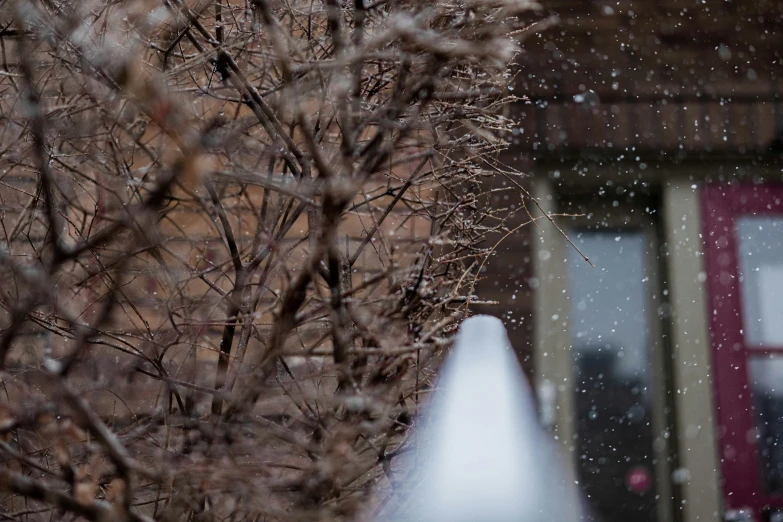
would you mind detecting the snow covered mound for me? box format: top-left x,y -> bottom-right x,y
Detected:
385,315 -> 582,522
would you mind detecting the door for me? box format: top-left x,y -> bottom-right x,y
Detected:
703,185 -> 783,522
535,188 -> 675,522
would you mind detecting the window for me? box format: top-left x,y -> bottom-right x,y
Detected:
569,230 -> 660,522
534,187 -> 674,522
703,185 -> 783,521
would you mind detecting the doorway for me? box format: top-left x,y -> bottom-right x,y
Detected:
534,187 -> 675,522
703,185 -> 783,522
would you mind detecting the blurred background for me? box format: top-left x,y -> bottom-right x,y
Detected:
475,2 -> 783,521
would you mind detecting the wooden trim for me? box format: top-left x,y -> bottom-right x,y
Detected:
702,184 -> 783,519
662,180 -> 722,522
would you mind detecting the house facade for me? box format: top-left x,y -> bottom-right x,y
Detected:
476,1 -> 783,522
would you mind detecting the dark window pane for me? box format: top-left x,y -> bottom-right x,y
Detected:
748,357 -> 783,495
568,230 -> 658,522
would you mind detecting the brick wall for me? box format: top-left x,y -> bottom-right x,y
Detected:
474,0 -> 783,377
511,0 -> 783,155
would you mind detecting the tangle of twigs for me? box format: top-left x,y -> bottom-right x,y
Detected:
0,0 -> 546,520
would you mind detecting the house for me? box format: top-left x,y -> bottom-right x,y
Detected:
475,1 -> 783,521
0,1 -> 780,520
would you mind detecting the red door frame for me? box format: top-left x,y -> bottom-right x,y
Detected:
703,184 -> 783,520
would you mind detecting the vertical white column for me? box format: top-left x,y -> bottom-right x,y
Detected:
532,176 -> 575,457
662,179 -> 722,522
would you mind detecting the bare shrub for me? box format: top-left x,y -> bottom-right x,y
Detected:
0,0 -> 548,520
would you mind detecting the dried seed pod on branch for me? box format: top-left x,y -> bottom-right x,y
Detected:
0,0 -> 550,520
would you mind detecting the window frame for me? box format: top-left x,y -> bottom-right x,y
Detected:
703,184 -> 783,519
534,184 -> 675,522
